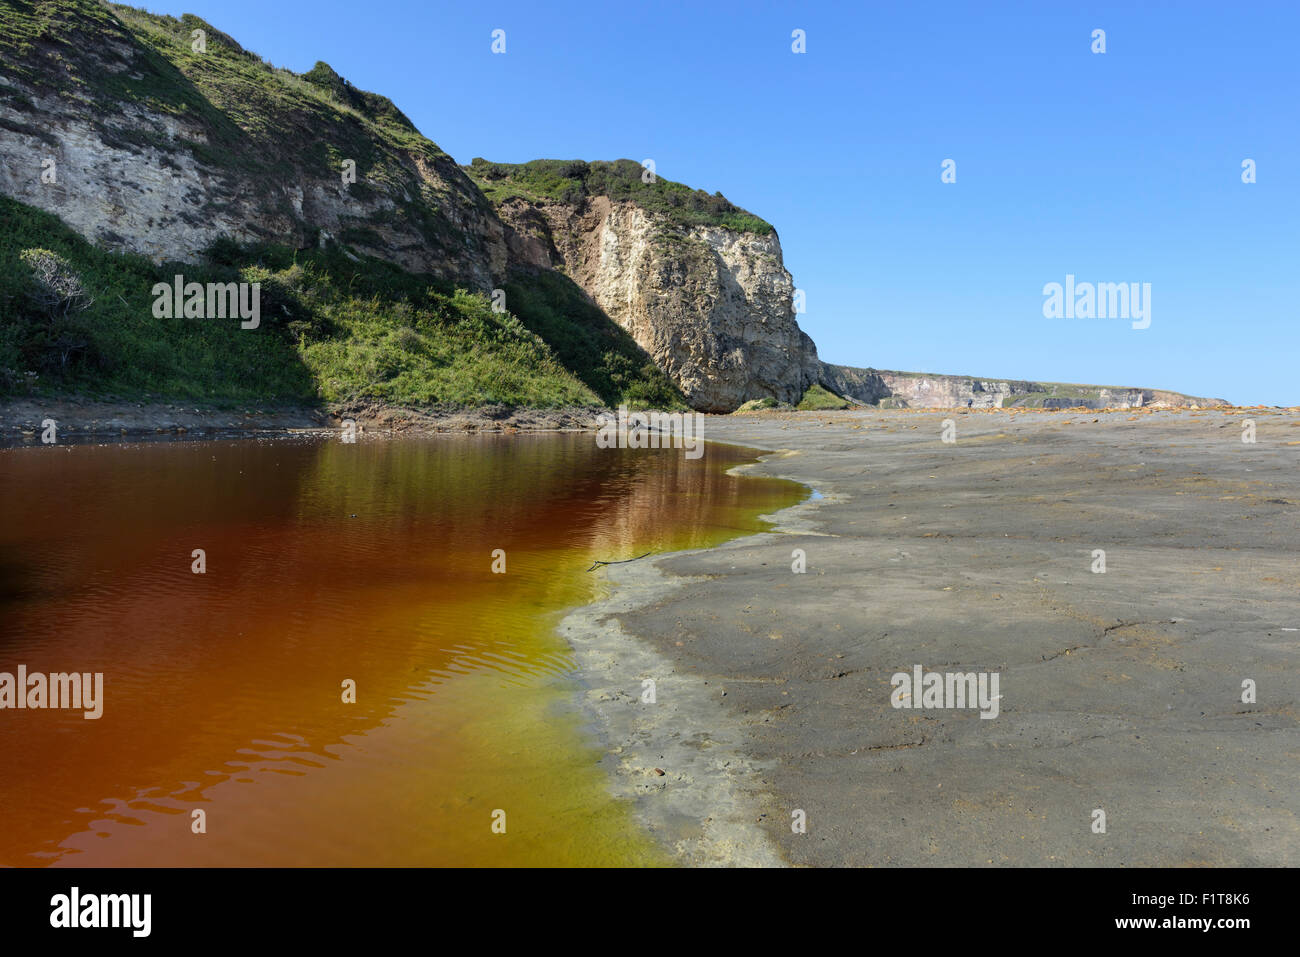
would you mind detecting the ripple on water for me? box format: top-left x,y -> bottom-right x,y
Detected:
0,434 -> 804,865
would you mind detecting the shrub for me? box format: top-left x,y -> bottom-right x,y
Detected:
8,248 -> 99,374
796,384 -> 850,411
20,248 -> 94,318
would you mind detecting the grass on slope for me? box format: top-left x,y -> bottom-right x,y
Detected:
0,1 -> 491,257
796,383 -> 850,410
0,196 -> 604,408
501,269 -> 684,409
0,3 -> 688,411
1,1 -> 432,177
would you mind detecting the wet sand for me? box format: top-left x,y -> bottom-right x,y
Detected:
572,407 -> 1300,866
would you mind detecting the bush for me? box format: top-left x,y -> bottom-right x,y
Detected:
20,248 -> 94,318
0,195 -> 655,409
796,384 -> 850,411
7,248 -> 99,374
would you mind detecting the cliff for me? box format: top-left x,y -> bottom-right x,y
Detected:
0,1 -> 680,408
466,159 -> 821,412
0,2 -> 1225,413
0,2 -> 505,288
822,364 -> 1228,410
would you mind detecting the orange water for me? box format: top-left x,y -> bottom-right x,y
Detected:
0,434 -> 802,866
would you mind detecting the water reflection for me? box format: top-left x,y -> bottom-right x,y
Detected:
0,434 -> 802,866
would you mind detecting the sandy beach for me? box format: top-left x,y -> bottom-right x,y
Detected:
569,407 -> 1300,866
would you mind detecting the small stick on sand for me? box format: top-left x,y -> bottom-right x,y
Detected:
586,551 -> 652,573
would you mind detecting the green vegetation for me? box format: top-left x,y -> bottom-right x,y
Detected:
1,197 -> 309,402
465,159 -> 774,235
0,1 -> 489,253
1002,382 -> 1124,408
0,195 -> 679,408
500,269 -> 684,409
796,383 -> 850,411
0,3 -> 690,412
735,397 -> 780,412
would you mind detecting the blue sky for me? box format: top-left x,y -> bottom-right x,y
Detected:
145,1 -> 1297,405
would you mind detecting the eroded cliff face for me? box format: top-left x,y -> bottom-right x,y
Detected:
822,364 -> 1227,409
875,373 -> 1047,409
0,6 -> 505,290
494,193 -> 819,412
818,364 -> 891,405
1,6 -> 820,411
873,372 -> 1230,409
0,6 -> 1224,413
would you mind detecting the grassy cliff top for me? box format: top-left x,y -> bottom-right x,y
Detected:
464,159 -> 775,235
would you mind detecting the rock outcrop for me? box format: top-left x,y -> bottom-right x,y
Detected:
822,364 -> 1228,409
818,364 -> 892,405
473,161 -> 820,412
0,4 -> 504,290
0,3 -> 1227,412
874,372 -> 1048,409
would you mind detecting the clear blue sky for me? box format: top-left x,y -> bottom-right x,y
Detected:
145,0 -> 1297,405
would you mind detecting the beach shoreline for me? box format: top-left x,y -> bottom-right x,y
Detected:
562,407 -> 1300,866
0,397 -> 606,446
8,397 -> 1299,865
556,452 -> 829,867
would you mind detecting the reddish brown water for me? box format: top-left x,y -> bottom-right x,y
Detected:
0,434 -> 802,866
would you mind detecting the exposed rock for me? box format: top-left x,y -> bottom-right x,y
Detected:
0,4 -> 1227,413
0,396 -> 605,445
487,177 -> 820,412
875,372 -> 1049,409
818,363 -> 892,405
0,5 -> 504,290
821,364 -> 1227,409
